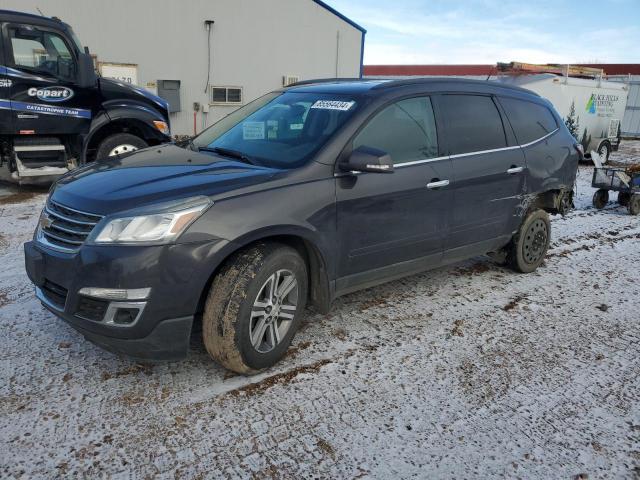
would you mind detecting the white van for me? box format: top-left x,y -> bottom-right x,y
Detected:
498,74 -> 628,163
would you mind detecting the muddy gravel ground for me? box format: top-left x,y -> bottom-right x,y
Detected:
1,144 -> 639,478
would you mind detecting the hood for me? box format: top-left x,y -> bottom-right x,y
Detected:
53,145 -> 280,215
98,77 -> 170,115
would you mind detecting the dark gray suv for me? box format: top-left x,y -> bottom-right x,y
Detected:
24,78 -> 580,374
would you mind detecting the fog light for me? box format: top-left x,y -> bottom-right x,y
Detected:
103,301 -> 147,327
113,308 -> 139,325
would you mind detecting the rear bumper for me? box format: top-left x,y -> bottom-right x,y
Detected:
24,237 -> 230,361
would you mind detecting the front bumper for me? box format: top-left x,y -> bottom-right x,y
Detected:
24,237 -> 229,361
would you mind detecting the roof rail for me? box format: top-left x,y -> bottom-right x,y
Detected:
369,77 -> 537,95
287,78 -> 365,87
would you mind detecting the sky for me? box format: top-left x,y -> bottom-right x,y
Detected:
324,0 -> 640,65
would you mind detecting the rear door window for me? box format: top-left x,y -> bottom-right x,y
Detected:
499,97 -> 558,145
353,96 -> 438,164
438,95 -> 507,155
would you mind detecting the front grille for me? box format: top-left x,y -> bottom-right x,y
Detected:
41,280 -> 68,309
39,199 -> 103,252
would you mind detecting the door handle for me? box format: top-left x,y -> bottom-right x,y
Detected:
507,166 -> 524,174
427,179 -> 450,189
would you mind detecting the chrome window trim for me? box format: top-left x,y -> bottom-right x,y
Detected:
394,156 -> 449,168
519,128 -> 559,148
449,145 -> 521,159
335,127 -> 560,174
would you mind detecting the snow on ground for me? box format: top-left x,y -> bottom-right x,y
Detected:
0,144 -> 639,479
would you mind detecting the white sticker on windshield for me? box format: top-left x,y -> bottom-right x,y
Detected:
243,121 -> 265,140
310,100 -> 355,111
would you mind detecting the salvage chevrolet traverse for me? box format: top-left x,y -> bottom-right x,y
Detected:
24,78 -> 580,374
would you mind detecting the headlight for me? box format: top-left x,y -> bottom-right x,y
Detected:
93,197 -> 211,244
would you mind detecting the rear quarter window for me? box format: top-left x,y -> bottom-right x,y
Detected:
499,97 -> 558,145
438,95 -> 507,155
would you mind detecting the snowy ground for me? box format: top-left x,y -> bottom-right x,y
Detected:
1,143 -> 639,479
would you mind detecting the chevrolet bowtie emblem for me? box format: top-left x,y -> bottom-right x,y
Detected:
39,212 -> 53,230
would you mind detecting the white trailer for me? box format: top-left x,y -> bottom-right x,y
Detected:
497,74 -> 628,163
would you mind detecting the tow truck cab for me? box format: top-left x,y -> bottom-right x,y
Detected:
0,10 -> 171,183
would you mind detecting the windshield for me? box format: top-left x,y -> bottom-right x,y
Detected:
191,92 -> 359,168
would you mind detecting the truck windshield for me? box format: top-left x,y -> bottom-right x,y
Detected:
191,92 -> 359,168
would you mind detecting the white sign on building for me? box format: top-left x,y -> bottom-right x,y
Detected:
99,62 -> 138,85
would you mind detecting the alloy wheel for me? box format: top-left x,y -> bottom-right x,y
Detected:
250,269 -> 298,353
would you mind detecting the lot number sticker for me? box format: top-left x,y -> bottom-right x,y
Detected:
311,100 -> 355,111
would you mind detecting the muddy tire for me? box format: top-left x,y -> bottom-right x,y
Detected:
557,190 -> 574,216
592,189 -> 609,210
618,191 -> 631,207
629,194 -> 640,216
507,209 -> 551,273
202,243 -> 308,375
95,133 -> 147,160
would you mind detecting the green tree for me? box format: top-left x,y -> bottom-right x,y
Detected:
564,101 -> 580,140
580,127 -> 589,150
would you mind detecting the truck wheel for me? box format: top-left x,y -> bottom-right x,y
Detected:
507,209 -> 550,273
629,194 -> 640,216
95,133 -> 148,160
618,192 -> 631,207
592,189 -> 609,209
598,142 -> 610,164
202,243 -> 308,375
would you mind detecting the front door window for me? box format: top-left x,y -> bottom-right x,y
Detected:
8,25 -> 76,81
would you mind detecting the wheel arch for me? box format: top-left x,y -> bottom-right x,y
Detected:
195,231 -> 333,322
529,188 -> 573,215
83,107 -> 169,162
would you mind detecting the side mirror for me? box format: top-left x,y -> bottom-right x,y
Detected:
76,51 -> 97,88
341,145 -> 394,173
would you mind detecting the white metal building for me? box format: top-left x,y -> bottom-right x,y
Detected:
607,75 -> 640,138
2,0 -> 366,135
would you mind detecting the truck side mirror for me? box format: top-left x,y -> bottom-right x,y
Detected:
76,51 -> 97,88
341,145 -> 394,173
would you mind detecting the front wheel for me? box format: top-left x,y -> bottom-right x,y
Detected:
95,133 -> 148,160
202,243 -> 308,374
592,189 -> 609,209
507,209 -> 551,273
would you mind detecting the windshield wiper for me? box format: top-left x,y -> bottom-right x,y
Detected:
198,146 -> 255,165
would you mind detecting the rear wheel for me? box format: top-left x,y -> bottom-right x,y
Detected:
202,243 -> 308,374
95,133 -> 148,161
629,194 -> 640,216
598,142 -> 610,164
507,209 -> 551,273
618,192 -> 631,207
592,189 -> 609,209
